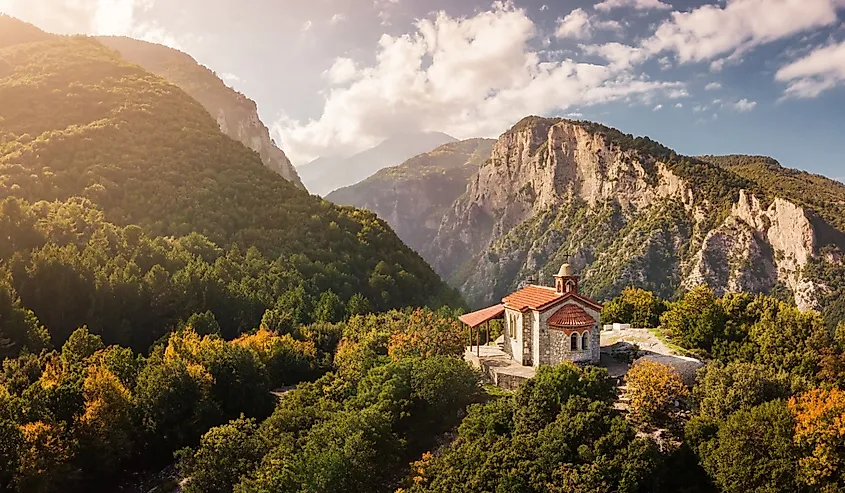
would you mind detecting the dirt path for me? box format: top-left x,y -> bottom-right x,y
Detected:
600,328 -> 704,385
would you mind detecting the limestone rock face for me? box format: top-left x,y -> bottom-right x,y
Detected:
427,117 -> 836,309
685,190 -> 819,309
98,36 -> 304,188
213,104 -> 304,187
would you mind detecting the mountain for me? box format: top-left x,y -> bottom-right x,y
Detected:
298,131 -> 458,195
96,36 -> 304,188
326,138 -> 495,255
0,14 -> 52,48
0,22 -> 460,325
422,116 -> 845,325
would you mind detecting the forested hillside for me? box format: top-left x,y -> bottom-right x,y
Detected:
0,19 -> 466,493
701,154 -> 845,244
96,36 -> 305,187
0,33 -> 460,341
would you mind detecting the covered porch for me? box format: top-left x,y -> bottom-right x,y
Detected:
459,303 -> 505,357
460,304 -> 536,390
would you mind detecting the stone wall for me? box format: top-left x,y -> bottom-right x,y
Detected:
534,300 -> 601,366
548,328 -> 592,364
522,310 -> 533,366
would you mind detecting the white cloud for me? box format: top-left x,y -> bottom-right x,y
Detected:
594,0 -> 673,12
555,8 -> 621,40
776,40 -> 845,98
674,102 -> 683,108
374,0 -> 400,25
658,56 -> 672,70
301,20 -> 313,32
653,104 -> 663,111
556,9 -> 592,39
323,57 -> 358,85
705,82 -> 722,90
330,13 -> 346,24
540,4 -> 549,11
586,0 -> 843,73
583,42 -> 649,69
730,98 -> 757,111
274,2 -> 685,164
641,0 -> 842,64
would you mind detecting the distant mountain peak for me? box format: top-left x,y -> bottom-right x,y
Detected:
299,130 -> 458,196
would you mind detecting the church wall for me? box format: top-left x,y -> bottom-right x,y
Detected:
522,310 -> 533,366
503,308 -> 524,364
532,310 -> 541,368
539,301 -> 601,365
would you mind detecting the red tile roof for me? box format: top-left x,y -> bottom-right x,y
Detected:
502,285 -> 604,312
502,285 -> 563,311
548,304 -> 596,328
459,304 -> 505,328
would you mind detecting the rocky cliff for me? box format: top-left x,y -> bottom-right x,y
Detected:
97,36 -> 304,188
327,138 -> 495,254
426,117 -> 844,315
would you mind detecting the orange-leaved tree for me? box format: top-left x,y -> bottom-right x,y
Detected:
789,388 -> 845,488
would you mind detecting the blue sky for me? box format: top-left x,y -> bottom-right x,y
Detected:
2,0 -> 844,180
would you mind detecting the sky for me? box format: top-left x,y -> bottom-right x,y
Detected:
1,0 -> 844,180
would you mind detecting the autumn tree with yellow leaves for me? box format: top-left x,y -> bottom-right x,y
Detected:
625,359 -> 689,424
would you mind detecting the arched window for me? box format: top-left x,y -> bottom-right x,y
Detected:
570,332 -> 579,351
581,332 -> 589,351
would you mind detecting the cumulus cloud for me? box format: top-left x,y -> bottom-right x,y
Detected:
674,102 -> 682,108
555,8 -> 621,40
586,0 -> 843,70
653,104 -> 663,111
274,2 -> 684,164
594,0 -> 673,12
593,0 -> 672,12
323,57 -> 358,84
641,0 -> 842,64
776,40 -> 845,98
705,82 -> 722,90
730,99 -> 757,111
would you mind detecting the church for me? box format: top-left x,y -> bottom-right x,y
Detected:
461,264 -> 602,367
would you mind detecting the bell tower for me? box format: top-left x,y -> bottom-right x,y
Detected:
554,263 -> 578,294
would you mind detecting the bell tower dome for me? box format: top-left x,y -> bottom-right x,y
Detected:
554,263 -> 579,294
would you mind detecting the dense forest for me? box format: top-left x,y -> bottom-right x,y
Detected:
138,285 -> 845,493
0,19 -> 468,492
0,24 -> 461,325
